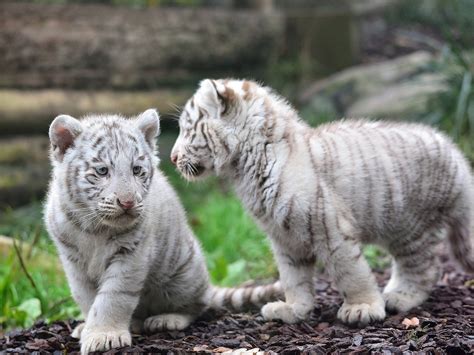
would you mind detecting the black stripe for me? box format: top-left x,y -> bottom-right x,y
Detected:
92,136 -> 104,148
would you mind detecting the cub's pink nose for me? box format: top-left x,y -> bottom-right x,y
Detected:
170,153 -> 178,165
117,198 -> 134,210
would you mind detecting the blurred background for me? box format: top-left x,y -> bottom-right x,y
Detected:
0,0 -> 473,332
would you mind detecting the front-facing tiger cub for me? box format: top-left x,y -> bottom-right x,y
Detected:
171,79 -> 474,326
45,109 -> 281,354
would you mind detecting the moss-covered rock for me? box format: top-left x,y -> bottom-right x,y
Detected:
299,51 -> 448,121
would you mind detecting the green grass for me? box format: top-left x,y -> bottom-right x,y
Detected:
0,251 -> 79,330
160,158 -> 277,286
190,191 -> 276,286
0,203 -> 80,331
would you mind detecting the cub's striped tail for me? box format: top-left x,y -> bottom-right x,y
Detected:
207,281 -> 283,311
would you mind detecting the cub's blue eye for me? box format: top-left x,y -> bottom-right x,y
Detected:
95,166 -> 108,176
133,166 -> 142,175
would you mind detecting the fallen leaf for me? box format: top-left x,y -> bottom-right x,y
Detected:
213,346 -> 233,353
402,317 -> 420,329
352,334 -> 363,346
464,279 -> 474,288
316,322 -> 330,330
222,348 -> 260,355
25,339 -> 50,351
440,273 -> 450,285
193,345 -> 210,352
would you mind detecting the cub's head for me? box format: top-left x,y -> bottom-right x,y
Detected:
48,109 -> 160,230
171,79 -> 267,181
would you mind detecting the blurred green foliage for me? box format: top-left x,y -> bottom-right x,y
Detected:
390,0 -> 474,47
428,49 -> 474,160
389,0 -> 474,160
298,0 -> 474,160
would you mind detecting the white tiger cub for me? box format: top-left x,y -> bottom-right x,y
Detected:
45,109 -> 281,354
171,79 -> 474,326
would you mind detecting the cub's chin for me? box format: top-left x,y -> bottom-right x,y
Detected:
102,213 -> 141,229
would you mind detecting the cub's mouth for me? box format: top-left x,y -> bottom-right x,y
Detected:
119,210 -> 140,218
102,211 -> 141,228
179,161 -> 206,179
104,209 -> 140,222
192,164 -> 206,176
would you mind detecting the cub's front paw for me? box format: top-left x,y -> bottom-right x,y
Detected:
261,301 -> 311,324
337,298 -> 386,326
144,314 -> 192,333
80,328 -> 131,354
71,322 -> 85,339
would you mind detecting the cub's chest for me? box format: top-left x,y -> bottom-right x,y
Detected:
77,236 -> 118,283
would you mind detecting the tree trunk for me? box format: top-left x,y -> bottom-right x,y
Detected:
0,89 -> 191,135
0,3 -> 282,89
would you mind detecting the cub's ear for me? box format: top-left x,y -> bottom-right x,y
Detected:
49,114 -> 83,162
199,79 -> 235,115
136,109 -> 160,149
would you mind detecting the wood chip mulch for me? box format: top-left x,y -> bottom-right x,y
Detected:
1,255 -> 473,354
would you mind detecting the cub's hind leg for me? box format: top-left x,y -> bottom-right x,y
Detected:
383,227 -> 443,313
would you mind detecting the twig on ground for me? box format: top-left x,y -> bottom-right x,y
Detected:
12,238 -> 39,295
27,226 -> 42,260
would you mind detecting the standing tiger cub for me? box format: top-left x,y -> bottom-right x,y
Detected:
45,109 -> 281,354
171,79 -> 474,326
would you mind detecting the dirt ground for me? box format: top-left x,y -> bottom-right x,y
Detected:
1,254 -> 472,354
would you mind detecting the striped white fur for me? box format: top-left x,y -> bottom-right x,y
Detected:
171,79 -> 474,326
45,110 -> 282,354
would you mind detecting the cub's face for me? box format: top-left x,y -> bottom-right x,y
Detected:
49,110 -> 160,230
171,97 -> 220,181
171,79 -> 261,180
